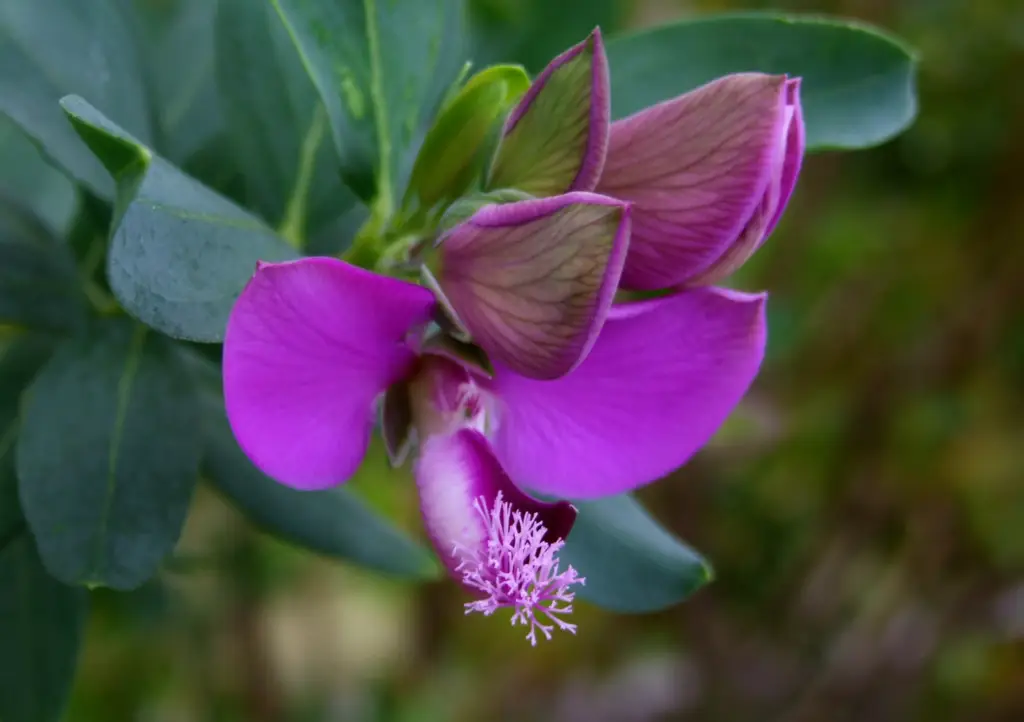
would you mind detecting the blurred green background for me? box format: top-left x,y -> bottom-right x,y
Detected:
45,0 -> 1024,720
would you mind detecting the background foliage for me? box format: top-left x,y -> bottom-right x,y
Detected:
0,0 -> 1019,720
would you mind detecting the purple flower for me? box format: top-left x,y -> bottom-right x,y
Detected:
427,30 -> 800,385
475,29 -> 805,292
220,27 -> 798,642
597,73 -> 804,289
427,31 -> 621,381
223,256 -> 765,641
427,192 -> 631,381
416,427 -> 583,646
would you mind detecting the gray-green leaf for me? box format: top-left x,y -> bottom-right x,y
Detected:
561,494 -> 712,613
61,95 -> 298,343
216,0 -> 357,242
0,333 -> 54,534
606,13 -> 918,151
16,317 -> 201,590
0,116 -> 78,235
0,531 -> 89,722
271,0 -> 467,206
0,199 -> 86,333
0,337 -> 87,722
133,0 -> 224,163
0,0 -> 153,197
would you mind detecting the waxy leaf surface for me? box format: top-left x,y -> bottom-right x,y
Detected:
61,96 -> 298,342
216,0 -> 357,239
561,494 -> 712,613
272,0 -> 466,205
0,0 -> 152,197
0,199 -> 86,333
17,317 -> 201,590
0,337 -> 87,722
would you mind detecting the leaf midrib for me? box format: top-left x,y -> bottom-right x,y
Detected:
364,0 -> 392,214
88,325 -> 147,583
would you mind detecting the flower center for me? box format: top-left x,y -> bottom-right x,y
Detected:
453,491 -> 585,646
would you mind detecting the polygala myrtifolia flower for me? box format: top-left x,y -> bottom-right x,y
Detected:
223,259 -> 765,643
427,28 -> 803,374
222,26 -> 803,644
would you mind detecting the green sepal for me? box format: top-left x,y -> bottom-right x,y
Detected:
487,30 -> 609,196
402,64 -> 530,221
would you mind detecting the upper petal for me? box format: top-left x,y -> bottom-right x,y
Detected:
765,78 -> 805,237
487,28 -> 610,196
223,257 -> 434,490
436,192 -> 630,380
414,428 -> 577,580
486,287 -> 767,498
685,78 -> 806,286
596,73 -> 790,290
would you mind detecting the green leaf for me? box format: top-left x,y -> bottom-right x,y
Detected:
0,0 -> 153,198
16,317 -> 202,590
216,0 -> 357,243
0,334 -> 54,535
0,199 -> 87,333
0,336 -> 87,722
488,33 -> 604,197
200,393 -> 439,580
0,116 -> 78,235
0,531 -> 89,722
133,0 -> 224,163
468,0 -> 625,72
271,0 -> 467,207
560,494 -> 712,613
61,95 -> 298,343
606,13 -> 918,151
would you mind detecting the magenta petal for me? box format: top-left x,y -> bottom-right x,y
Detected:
488,28 -> 611,195
764,78 -> 805,237
596,73 -> 790,290
685,78 -> 806,286
487,287 -> 767,498
437,191 -> 630,380
223,257 -> 434,490
415,428 -> 577,579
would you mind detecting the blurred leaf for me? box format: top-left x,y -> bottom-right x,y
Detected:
215,0 -> 357,242
468,0 -> 624,72
0,117 -> 77,235
271,0 -> 466,205
607,13 -> 918,151
0,336 -> 86,722
0,0 -> 153,198
133,0 -> 224,163
17,317 -> 201,589
560,494 -> 712,613
201,394 -> 439,580
61,95 -> 297,343
0,532 -> 89,722
305,201 -> 370,256
0,199 -> 86,333
0,334 -> 53,533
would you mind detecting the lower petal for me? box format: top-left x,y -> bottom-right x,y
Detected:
223,257 -> 434,490
415,428 -> 577,578
487,287 -> 767,498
